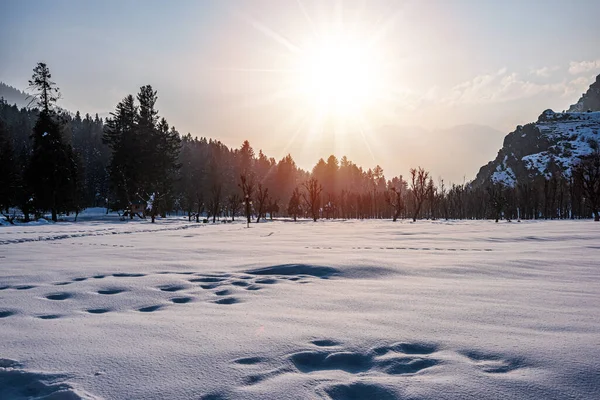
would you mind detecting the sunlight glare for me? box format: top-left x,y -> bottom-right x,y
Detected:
296,35 -> 381,117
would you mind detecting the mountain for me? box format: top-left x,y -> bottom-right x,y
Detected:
473,74 -> 600,187
568,74 -> 600,112
0,82 -> 31,108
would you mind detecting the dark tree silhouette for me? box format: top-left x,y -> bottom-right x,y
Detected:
26,62 -> 79,221
255,183 -> 269,223
385,185 -> 405,222
27,62 -> 60,113
239,174 -> 255,226
227,193 -> 241,221
208,184 -> 222,223
409,167 -> 431,222
302,177 -> 323,222
573,149 -> 600,221
487,182 -> 507,223
287,187 -> 302,221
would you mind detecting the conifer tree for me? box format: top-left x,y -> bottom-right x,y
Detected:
26,62 -> 79,221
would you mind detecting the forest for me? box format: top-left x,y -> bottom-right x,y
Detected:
1,63 -> 599,224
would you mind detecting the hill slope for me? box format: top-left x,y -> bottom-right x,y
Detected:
0,82 -> 30,108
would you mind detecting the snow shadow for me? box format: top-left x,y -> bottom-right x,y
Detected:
0,359 -> 96,400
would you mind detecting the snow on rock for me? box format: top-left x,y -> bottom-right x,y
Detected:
491,155 -> 516,186
475,110 -> 600,186
1,219 -> 600,399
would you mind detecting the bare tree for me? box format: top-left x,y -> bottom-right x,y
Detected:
302,177 -> 323,222
239,174 -> 255,225
573,148 -> 600,221
208,184 -> 222,223
255,183 -> 269,223
287,187 -> 302,221
267,197 -> 279,220
227,193 -> 241,221
409,167 -> 432,222
195,193 -> 204,223
385,183 -> 405,222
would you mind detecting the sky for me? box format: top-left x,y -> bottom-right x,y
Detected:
2,0 -> 600,183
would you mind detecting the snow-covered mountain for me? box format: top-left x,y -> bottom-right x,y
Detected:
473,74 -> 600,187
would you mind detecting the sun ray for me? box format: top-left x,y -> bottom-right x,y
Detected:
232,9 -> 301,54
296,0 -> 318,38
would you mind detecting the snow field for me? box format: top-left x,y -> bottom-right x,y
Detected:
1,219 -> 599,399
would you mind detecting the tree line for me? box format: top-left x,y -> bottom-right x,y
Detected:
1,62 -> 600,223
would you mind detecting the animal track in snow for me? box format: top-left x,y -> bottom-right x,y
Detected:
213,297 -> 241,305
14,285 -> 36,290
157,284 -> 188,292
37,314 -> 61,320
460,350 -> 524,374
138,305 -> 163,313
351,246 -> 493,252
45,292 -> 73,301
97,288 -> 126,295
113,273 -> 146,278
86,308 -> 111,314
171,297 -> 193,304
0,310 -> 16,318
240,340 -> 441,390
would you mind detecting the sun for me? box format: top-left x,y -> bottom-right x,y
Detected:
295,35 -> 382,117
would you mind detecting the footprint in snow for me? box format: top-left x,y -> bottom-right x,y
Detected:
45,292 -> 73,301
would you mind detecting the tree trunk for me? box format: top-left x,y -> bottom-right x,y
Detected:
412,203 -> 421,222
51,208 -> 57,222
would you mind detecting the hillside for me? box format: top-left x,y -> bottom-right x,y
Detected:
0,82 -> 30,108
473,74 -> 600,187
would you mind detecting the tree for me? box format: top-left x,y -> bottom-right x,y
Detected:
255,183 -> 269,223
302,177 -> 323,222
487,182 -> 507,223
26,63 -> 79,221
267,197 -> 279,220
239,174 -> 255,226
287,187 -> 302,221
409,167 -> 432,222
227,193 -> 241,221
385,177 -> 405,222
103,95 -> 139,211
208,184 -> 222,223
27,62 -> 60,113
0,118 -> 17,215
573,148 -> 600,221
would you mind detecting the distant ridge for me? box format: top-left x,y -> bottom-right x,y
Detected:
0,82 -> 31,108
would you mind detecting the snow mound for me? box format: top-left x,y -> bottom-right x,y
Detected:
0,359 -> 99,400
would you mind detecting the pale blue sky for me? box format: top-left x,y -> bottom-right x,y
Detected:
2,0 -> 600,181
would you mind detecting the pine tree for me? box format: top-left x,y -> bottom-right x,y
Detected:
0,117 -> 18,217
103,95 -> 139,211
26,63 -> 79,221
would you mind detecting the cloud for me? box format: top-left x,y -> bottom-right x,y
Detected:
445,68 -> 588,105
568,60 -> 600,75
529,66 -> 559,78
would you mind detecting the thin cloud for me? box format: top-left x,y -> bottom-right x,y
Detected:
568,60 -> 600,75
445,68 -> 588,105
529,66 -> 559,78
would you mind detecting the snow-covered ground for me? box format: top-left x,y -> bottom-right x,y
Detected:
1,217 -> 599,399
